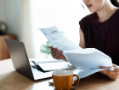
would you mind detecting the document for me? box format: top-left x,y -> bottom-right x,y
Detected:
73,68 -> 102,80
40,25 -> 82,51
63,48 -> 113,69
39,25 -> 113,79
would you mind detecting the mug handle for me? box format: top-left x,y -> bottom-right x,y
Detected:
72,74 -> 80,86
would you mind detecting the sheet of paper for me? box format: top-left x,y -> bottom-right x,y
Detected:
64,48 -> 96,54
37,62 -> 74,71
63,49 -> 113,69
73,68 -> 102,80
39,25 -> 82,51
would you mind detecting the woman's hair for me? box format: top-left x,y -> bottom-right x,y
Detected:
110,0 -> 119,7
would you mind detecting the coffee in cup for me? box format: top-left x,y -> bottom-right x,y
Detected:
53,70 -> 80,90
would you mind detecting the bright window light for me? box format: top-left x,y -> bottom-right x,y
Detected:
30,0 -> 90,59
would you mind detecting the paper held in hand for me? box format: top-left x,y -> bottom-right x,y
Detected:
39,25 -> 113,79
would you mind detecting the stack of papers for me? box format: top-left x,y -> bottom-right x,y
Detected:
64,48 -> 112,69
39,25 -> 113,79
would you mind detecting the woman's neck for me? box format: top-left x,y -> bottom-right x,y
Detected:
96,1 -> 118,23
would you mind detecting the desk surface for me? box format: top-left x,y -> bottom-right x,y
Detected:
0,59 -> 119,90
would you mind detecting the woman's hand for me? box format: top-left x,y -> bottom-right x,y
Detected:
50,46 -> 67,61
99,64 -> 119,80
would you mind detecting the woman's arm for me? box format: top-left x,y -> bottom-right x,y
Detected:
79,28 -> 86,48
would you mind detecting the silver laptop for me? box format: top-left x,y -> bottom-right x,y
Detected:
5,39 -> 53,81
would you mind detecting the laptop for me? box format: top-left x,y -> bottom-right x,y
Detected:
5,39 -> 54,81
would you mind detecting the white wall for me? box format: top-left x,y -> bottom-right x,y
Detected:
0,0 -> 34,58
4,0 -> 22,40
0,0 -> 22,40
0,0 -> 5,21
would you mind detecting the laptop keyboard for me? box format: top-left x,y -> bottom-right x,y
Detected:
31,66 -> 53,80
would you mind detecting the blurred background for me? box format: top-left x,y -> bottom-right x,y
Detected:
0,0 -> 90,60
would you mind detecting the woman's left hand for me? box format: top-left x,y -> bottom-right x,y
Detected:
99,64 -> 119,80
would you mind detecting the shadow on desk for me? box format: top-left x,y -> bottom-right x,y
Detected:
75,73 -> 119,89
0,71 -> 33,89
0,71 -> 54,90
0,71 -> 119,90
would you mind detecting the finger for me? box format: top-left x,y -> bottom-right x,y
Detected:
52,53 -> 63,58
54,53 -> 64,58
113,64 -> 119,69
108,71 -> 118,80
113,67 -> 119,72
99,66 -> 111,69
56,55 -> 65,60
50,46 -> 53,49
51,51 -> 62,56
50,48 -> 58,54
112,64 -> 119,72
113,64 -> 116,67
99,70 -> 108,75
50,46 -> 55,51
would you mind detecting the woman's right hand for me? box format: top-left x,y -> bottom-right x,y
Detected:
50,46 -> 67,61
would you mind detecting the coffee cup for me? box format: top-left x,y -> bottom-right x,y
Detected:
52,70 -> 80,90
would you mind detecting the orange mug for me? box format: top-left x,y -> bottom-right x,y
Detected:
53,70 -> 80,90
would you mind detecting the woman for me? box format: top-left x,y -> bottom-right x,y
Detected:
50,0 -> 119,80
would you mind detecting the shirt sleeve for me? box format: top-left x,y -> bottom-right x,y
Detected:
79,15 -> 90,37
79,17 -> 85,33
79,16 -> 89,34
